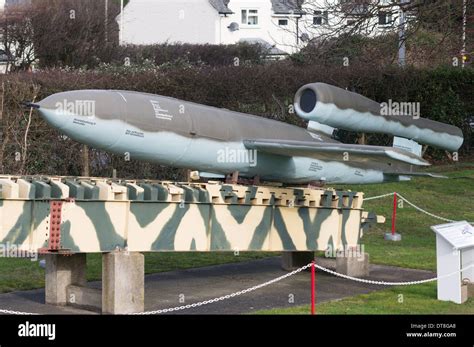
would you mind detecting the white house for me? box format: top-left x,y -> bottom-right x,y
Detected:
119,0 -> 402,55
119,0 -> 306,54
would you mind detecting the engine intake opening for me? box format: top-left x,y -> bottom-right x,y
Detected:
299,88 -> 317,113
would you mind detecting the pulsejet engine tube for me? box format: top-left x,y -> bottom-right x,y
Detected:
294,83 -> 464,152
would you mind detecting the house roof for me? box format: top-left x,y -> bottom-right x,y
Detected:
271,0 -> 304,15
209,0 -> 304,15
208,0 -> 233,14
238,38 -> 288,56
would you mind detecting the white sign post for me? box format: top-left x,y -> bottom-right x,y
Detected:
431,221 -> 474,304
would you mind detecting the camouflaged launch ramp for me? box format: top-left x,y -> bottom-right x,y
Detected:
0,176 -> 376,254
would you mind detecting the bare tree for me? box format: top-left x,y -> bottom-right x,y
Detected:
0,3 -> 37,72
30,0 -> 120,69
280,0 -> 469,65
20,87 -> 39,174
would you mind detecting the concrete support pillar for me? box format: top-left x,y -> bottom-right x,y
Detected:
102,251 -> 144,314
45,253 -> 87,305
336,252 -> 370,277
281,251 -> 314,271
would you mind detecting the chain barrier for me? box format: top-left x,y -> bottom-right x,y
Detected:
364,192 -> 396,201
2,261 -> 473,316
133,262 -> 474,315
132,263 -> 313,315
365,192 -> 473,224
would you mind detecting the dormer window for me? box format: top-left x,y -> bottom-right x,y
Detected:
241,9 -> 259,26
313,10 -> 328,25
378,11 -> 392,26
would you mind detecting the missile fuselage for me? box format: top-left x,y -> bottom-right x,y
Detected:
37,89 -> 400,184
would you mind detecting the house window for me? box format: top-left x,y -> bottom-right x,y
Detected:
340,1 -> 368,16
378,11 -> 392,25
313,10 -> 328,25
241,9 -> 259,26
278,19 -> 288,26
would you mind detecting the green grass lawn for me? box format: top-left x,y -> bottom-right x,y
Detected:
257,283 -> 474,315
333,163 -> 474,271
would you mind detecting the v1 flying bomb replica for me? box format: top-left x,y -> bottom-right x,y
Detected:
32,83 -> 463,184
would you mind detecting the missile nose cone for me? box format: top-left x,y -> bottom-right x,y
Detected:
37,106 -> 69,130
36,93 -> 73,130
34,90 -> 127,151
35,90 -> 104,131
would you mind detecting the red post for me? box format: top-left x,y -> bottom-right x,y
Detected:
392,192 -> 397,235
311,260 -> 315,315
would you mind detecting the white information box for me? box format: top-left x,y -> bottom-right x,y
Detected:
431,221 -> 474,304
